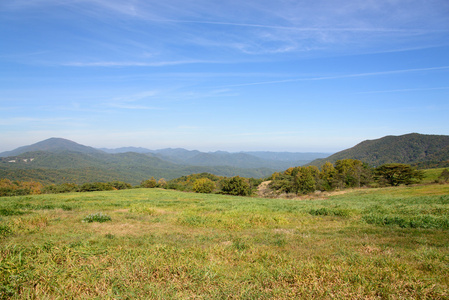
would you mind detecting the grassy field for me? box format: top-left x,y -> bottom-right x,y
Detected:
1,184 -> 448,299
422,168 -> 448,183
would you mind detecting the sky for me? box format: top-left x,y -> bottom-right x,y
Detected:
1,0 -> 449,153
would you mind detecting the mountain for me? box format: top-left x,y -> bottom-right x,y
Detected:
242,151 -> 330,162
1,138 -> 329,185
185,152 -> 268,168
0,149 -> 277,185
99,147 -> 152,154
308,133 -> 449,167
0,137 -> 103,157
97,147 -> 331,168
148,148 -> 202,164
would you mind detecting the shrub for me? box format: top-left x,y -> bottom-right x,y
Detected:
82,213 -> 112,223
80,182 -> 114,192
109,181 -> 132,190
141,177 -> 158,188
220,176 -> 251,196
0,178 -> 43,196
42,183 -> 79,194
193,178 -> 215,193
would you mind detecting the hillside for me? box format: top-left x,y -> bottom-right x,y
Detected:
309,133 -> 449,167
0,138 -> 327,185
100,147 -> 329,168
0,137 -> 103,157
0,150 -> 278,185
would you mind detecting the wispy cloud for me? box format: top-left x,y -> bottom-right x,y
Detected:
222,66 -> 449,87
108,104 -> 160,110
62,60 -> 220,67
104,90 -> 162,110
356,86 -> 449,94
3,0 -> 448,62
0,117 -> 81,127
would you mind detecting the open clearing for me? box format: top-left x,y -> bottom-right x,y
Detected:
1,184 -> 449,299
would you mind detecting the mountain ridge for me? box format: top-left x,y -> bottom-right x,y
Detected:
0,138 -> 330,168
0,138 -> 104,157
0,138 -> 329,184
3,133 -> 448,185
308,133 -> 449,167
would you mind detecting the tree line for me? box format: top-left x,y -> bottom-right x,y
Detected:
268,159 -> 429,195
0,161 -> 448,197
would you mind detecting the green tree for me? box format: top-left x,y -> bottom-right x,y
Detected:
141,177 -> 157,188
268,173 -> 294,194
320,162 -> 336,190
193,178 -> 215,193
334,159 -> 372,188
292,166 -> 319,194
220,176 -> 251,196
375,163 -> 424,186
80,182 -> 114,192
109,181 -> 132,190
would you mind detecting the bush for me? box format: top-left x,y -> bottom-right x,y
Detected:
109,181 -> 132,190
141,177 -> 158,188
193,178 -> 215,193
82,212 -> 112,223
43,183 -> 80,194
220,176 -> 251,196
166,173 -> 221,192
0,179 -> 43,196
80,182 -> 114,192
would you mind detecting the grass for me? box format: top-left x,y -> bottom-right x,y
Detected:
422,167 -> 448,183
0,184 -> 448,299
82,212 -> 112,223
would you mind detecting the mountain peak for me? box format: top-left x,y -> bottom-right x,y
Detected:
0,138 -> 103,157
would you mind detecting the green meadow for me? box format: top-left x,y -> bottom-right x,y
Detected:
1,184 -> 449,299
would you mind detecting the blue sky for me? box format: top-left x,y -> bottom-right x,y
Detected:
1,0 -> 448,153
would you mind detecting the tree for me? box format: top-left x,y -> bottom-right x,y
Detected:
220,176 -> 251,196
109,181 -> 132,190
293,166 -> 318,194
334,159 -> 372,188
320,162 -> 336,190
269,173 -> 294,194
375,163 -> 424,186
193,178 -> 215,193
158,178 -> 167,187
141,177 -> 157,188
80,182 -> 114,192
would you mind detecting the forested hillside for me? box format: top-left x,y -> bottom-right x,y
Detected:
0,138 -> 296,184
309,133 -> 449,168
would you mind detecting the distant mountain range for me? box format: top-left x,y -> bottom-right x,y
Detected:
2,133 -> 448,185
0,138 -> 330,185
308,133 -> 449,167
